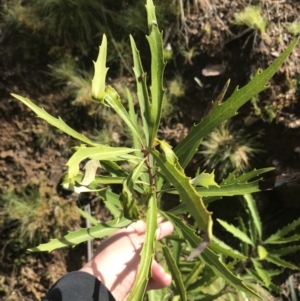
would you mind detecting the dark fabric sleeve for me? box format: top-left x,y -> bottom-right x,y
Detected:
42,271 -> 116,301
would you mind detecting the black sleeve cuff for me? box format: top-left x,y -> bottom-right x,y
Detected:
43,271 -> 116,301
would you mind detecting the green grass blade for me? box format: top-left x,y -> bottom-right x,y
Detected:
150,143 -> 212,239
127,192 -> 157,301
175,38 -> 299,168
92,34 -> 108,102
11,94 -> 96,145
244,194 -> 262,240
145,0 -> 166,146
130,36 -> 150,144
28,218 -> 131,252
217,219 -> 254,246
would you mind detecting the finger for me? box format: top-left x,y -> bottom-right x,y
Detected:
126,220 -> 146,235
156,221 -> 174,240
147,260 -> 172,290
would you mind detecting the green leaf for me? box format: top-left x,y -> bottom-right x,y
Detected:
265,234 -> 300,244
77,207 -> 99,226
210,237 -> 247,260
11,94 -> 96,146
201,248 -> 261,300
217,219 -> 254,246
163,212 -> 260,299
162,244 -> 187,301
92,34 -> 109,102
264,217 -> 300,244
251,258 -> 271,287
98,189 -> 123,218
66,145 -> 140,179
190,171 -> 219,188
269,245 -> 300,256
222,168 -> 275,185
145,0 -> 166,146
119,160 -> 145,221
265,254 -> 298,270
104,85 -> 143,143
183,260 -> 204,289
257,245 -> 268,260
130,36 -> 150,144
28,218 -> 131,252
174,39 -> 299,168
127,191 -> 157,301
244,194 -> 262,240
151,142 -> 212,238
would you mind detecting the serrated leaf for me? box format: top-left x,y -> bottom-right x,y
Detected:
127,192 -> 157,301
77,207 -> 99,226
104,85 -> 143,143
210,237 -> 247,260
221,167 -> 275,185
151,143 -> 212,239
251,258 -> 271,287
217,219 -> 254,246
269,245 -> 300,256
162,244 -> 187,301
66,145 -> 140,179
11,94 -> 96,146
190,171 -> 219,188
145,0 -> 166,146
174,39 -> 299,168
28,218 -> 131,252
163,212 -> 261,299
264,217 -> 300,244
244,194 -> 262,240
257,245 -> 268,259
130,36 -> 150,144
92,34 -> 108,101
265,254 -> 298,270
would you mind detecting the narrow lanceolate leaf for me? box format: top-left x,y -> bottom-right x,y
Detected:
130,36 -> 150,144
174,38 -> 299,168
127,192 -> 157,301
269,245 -> 300,256
162,244 -> 187,301
66,145 -> 140,179
28,218 -> 131,252
217,219 -> 254,246
11,94 -> 96,145
201,248 -> 261,299
145,0 -> 166,146
252,258 -> 271,287
163,212 -> 260,299
190,171 -> 219,188
104,86 -> 143,143
264,217 -> 300,244
92,34 -> 108,102
151,142 -> 212,239
183,260 -> 204,290
168,179 -> 272,197
265,255 -> 298,270
244,194 -> 262,240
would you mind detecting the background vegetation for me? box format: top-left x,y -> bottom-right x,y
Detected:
0,0 -> 300,300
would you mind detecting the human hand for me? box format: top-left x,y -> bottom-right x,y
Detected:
80,220 -> 174,301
